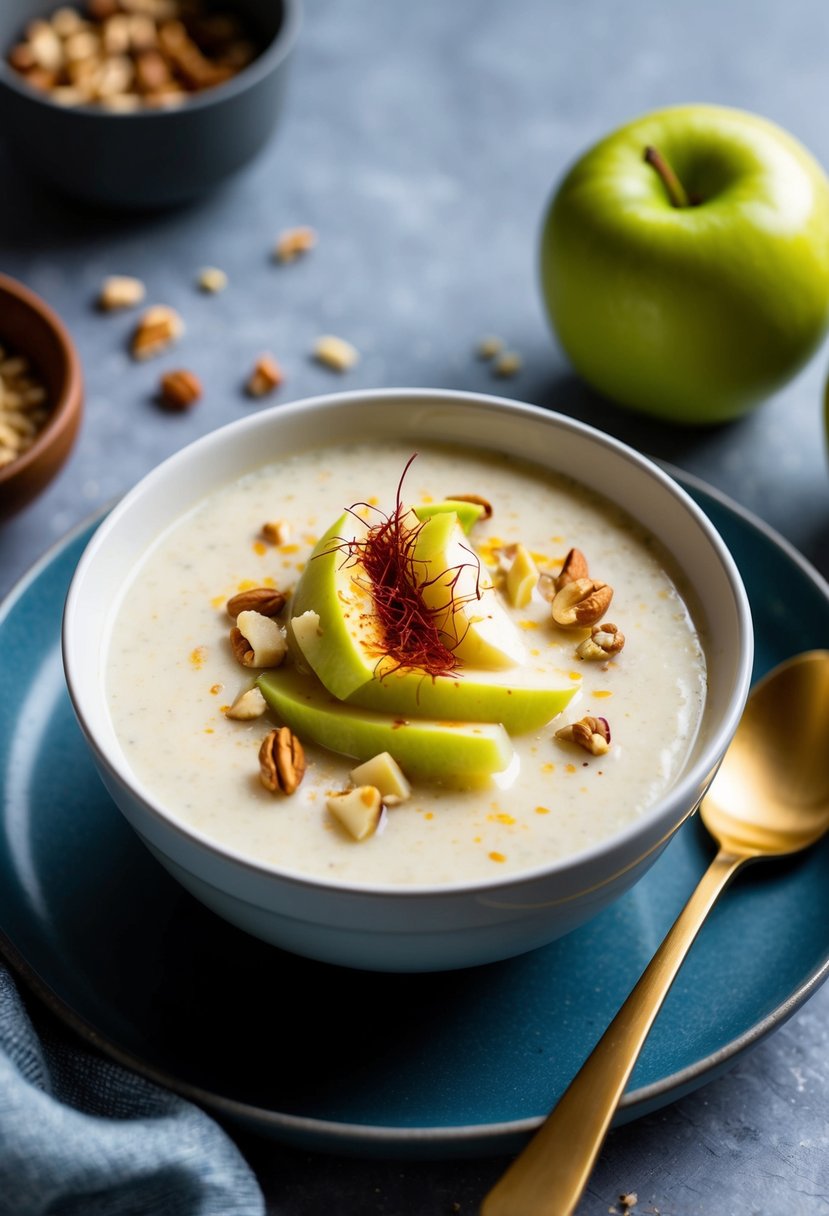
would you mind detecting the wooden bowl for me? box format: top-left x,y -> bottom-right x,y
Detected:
0,274 -> 83,522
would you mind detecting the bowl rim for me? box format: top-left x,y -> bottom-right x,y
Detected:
63,386 -> 754,899
0,0 -> 302,118
0,271 -> 83,491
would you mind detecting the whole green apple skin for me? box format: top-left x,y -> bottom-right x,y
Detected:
257,668 -> 514,783
541,104 -> 829,424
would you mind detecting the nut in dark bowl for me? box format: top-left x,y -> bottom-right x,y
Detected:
0,273 -> 83,522
0,0 -> 301,207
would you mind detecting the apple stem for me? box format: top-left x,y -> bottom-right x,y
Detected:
644,145 -> 691,208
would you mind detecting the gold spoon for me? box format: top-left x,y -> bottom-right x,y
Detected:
482,649 -> 829,1216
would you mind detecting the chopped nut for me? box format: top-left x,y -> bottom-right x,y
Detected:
477,335 -> 504,359
554,547 -> 590,592
98,274 -> 146,311
226,587 -> 287,619
350,753 -> 411,804
576,622 -> 625,661
313,334 -> 360,372
505,544 -> 539,609
327,786 -> 383,841
259,726 -> 306,795
274,226 -> 317,262
555,715 -> 611,755
447,492 -> 493,520
159,368 -> 202,411
197,265 -> 227,294
225,686 -> 267,720
261,519 -> 290,546
130,304 -> 183,359
246,354 -> 283,398
134,47 -> 172,92
551,578 -> 613,628
492,350 -> 522,377
231,610 -> 287,668
0,346 -> 52,468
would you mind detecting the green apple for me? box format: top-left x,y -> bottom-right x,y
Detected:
540,104 -> 829,424
256,667 -> 514,783
413,499 -> 485,533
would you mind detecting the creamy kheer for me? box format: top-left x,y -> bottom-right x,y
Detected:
105,440 -> 707,887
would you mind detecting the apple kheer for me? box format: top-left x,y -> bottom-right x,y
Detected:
105,440 -> 707,887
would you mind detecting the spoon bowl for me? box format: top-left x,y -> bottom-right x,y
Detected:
483,649 -> 829,1216
701,650 -> 829,857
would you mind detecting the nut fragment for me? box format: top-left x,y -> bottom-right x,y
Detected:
0,347 -> 51,469
261,519 -> 290,545
350,752 -> 411,805
555,715 -> 611,756
476,335 -> 504,360
98,274 -> 146,311
159,368 -> 202,410
492,350 -> 522,377
130,304 -> 183,359
551,578 -> 613,628
259,726 -> 306,794
327,786 -> 383,841
231,610 -> 287,668
554,547 -> 589,592
313,334 -> 360,372
225,686 -> 267,720
575,622 -> 625,661
274,226 -> 317,262
246,354 -> 283,398
197,265 -> 227,293
226,587 -> 287,619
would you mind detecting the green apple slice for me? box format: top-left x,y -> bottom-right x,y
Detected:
257,667 -> 514,783
289,513 -> 575,729
411,510 -> 525,669
413,499 -> 485,533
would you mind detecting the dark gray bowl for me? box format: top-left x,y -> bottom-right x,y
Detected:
0,0 -> 300,208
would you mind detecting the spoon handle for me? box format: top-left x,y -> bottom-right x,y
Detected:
481,848 -> 745,1216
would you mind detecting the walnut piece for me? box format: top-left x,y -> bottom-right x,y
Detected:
246,354 -> 283,398
555,715 -> 611,756
259,726 -> 306,795
159,368 -> 202,410
261,519 -> 290,546
226,587 -> 286,620
130,305 -> 183,359
273,226 -> 317,262
551,577 -> 613,628
576,622 -> 625,661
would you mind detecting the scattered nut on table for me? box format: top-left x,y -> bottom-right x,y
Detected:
246,354 -> 284,398
158,368 -> 202,410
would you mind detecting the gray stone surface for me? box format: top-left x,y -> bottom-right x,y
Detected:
1,0 -> 828,1212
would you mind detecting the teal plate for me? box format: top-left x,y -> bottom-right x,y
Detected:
1,473 -> 828,1158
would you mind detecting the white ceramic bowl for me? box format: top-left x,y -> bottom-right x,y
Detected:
62,389 -> 753,972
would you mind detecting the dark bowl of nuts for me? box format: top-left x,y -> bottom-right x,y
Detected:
0,0 -> 300,208
0,273 -> 84,521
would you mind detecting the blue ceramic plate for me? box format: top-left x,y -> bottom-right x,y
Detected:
1,473 -> 828,1158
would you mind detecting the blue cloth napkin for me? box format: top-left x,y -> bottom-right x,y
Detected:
0,965 -> 265,1216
